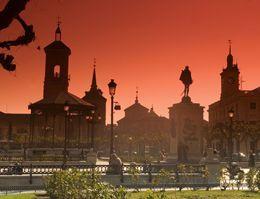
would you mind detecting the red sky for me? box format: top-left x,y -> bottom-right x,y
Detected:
0,0 -> 259,122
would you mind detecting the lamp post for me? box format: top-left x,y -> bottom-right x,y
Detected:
63,101 -> 70,164
86,111 -> 101,150
228,108 -> 234,160
85,115 -> 91,149
129,136 -> 133,161
114,134 -> 118,152
227,108 -> 241,180
108,79 -> 117,156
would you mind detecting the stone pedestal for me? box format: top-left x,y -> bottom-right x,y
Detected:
168,96 -> 205,163
107,153 -> 122,175
86,149 -> 97,165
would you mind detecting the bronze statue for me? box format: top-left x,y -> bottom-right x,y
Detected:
179,66 -> 193,97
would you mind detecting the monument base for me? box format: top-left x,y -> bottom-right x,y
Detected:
86,149 -> 97,165
181,96 -> 192,103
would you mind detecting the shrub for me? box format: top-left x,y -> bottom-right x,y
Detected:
200,166 -> 210,191
139,189 -> 169,199
219,168 -> 229,191
245,168 -> 257,192
44,168 -> 127,199
255,168 -> 260,190
128,165 -> 141,192
153,169 -> 174,191
235,170 -> 245,190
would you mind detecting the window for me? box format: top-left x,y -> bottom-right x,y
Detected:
54,65 -> 61,78
250,102 -> 256,110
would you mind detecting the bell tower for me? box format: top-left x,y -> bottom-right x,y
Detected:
220,41 -> 240,99
43,21 -> 71,100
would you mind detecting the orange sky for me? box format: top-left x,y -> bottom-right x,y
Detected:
0,0 -> 259,122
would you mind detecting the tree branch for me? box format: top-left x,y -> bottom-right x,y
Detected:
0,0 -> 34,72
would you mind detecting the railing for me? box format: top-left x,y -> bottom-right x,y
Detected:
0,163 -> 206,176
0,163 -> 219,192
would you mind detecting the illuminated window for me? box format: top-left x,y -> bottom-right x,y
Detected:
54,65 -> 61,78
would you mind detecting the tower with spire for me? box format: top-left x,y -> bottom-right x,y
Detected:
220,40 -> 240,99
43,20 -> 71,100
28,21 -> 94,147
209,41 -> 260,155
82,59 -> 107,131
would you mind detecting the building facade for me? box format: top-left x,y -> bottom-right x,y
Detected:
82,61 -> 107,150
208,44 -> 260,155
0,23 -> 106,151
116,94 -> 170,158
28,23 -> 95,148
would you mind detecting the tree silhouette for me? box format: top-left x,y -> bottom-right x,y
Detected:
0,0 -> 35,71
210,121 -> 260,155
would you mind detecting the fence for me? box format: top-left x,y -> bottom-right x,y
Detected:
0,163 -> 221,192
0,163 -> 206,175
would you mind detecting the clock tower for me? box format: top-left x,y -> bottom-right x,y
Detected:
220,41 -> 240,99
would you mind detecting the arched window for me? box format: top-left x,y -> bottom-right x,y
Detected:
54,65 -> 61,78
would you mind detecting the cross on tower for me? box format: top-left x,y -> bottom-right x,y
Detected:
57,16 -> 62,27
93,58 -> 96,68
240,76 -> 245,90
135,87 -> 139,103
228,40 -> 232,54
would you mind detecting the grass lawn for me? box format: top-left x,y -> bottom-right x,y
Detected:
0,193 -> 36,199
128,190 -> 260,199
0,191 -> 259,199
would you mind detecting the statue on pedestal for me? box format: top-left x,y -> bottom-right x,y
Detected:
107,152 -> 122,174
179,66 -> 193,97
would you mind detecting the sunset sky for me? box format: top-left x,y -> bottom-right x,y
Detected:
0,0 -> 260,122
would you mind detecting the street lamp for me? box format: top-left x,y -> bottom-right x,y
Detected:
114,134 -> 118,152
85,115 -> 91,148
85,110 -> 101,150
227,109 -> 242,180
228,109 -> 234,118
90,110 -> 95,150
108,79 -> 117,155
228,108 -> 234,160
63,101 -> 70,164
129,136 -> 133,161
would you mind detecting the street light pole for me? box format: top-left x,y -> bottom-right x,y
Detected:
129,136 -> 133,161
110,94 -> 114,155
108,79 -> 117,156
90,111 -> 95,149
63,102 -> 70,164
86,116 -> 90,149
227,108 -> 240,180
228,108 -> 234,161
107,79 -> 123,175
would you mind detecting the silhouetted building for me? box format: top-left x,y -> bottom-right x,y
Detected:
82,61 -> 107,146
28,23 -> 94,148
209,43 -> 260,155
116,92 -> 170,158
